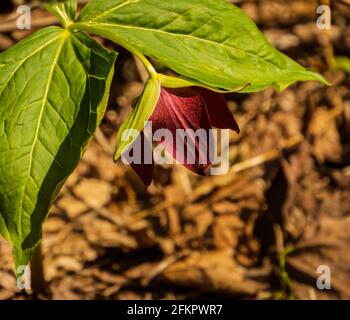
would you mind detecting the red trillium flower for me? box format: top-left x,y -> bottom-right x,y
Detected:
126,87 -> 240,186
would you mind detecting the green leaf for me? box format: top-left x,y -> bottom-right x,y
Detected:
0,26 -> 117,270
74,0 -> 329,92
114,77 -> 160,161
64,0 -> 78,21
332,56 -> 350,73
46,0 -> 78,27
157,73 -> 249,93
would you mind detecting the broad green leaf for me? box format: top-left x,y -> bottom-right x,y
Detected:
0,26 -> 117,270
114,77 -> 160,161
74,0 -> 329,92
157,73 -> 249,93
63,0 -> 78,21
46,0 -> 78,27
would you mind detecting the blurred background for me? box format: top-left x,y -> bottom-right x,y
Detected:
0,0 -> 350,300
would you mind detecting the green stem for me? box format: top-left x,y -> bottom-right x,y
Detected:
30,243 -> 51,299
278,246 -> 295,299
133,51 -> 157,80
68,23 -> 158,79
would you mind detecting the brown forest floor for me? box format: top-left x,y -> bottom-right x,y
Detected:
1,0 -> 350,300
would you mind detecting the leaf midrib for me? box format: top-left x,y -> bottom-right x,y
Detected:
84,0 -> 140,23
18,32 -> 68,239
78,22 -> 287,73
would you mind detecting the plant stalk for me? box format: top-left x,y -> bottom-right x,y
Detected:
30,243 -> 51,299
69,23 -> 158,79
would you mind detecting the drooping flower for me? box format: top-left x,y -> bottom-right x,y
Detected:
124,86 -> 240,186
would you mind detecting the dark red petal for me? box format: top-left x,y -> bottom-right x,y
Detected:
125,132 -> 154,187
130,162 -> 153,187
196,87 -> 240,133
150,87 -> 213,175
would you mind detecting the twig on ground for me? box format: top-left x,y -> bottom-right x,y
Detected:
132,134 -> 304,221
141,255 -> 181,286
0,16 -> 58,33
